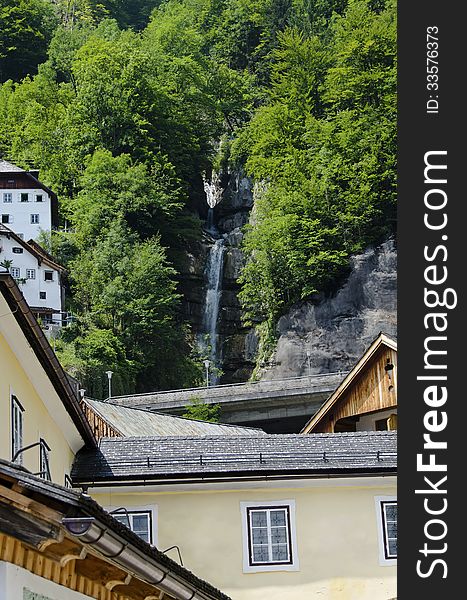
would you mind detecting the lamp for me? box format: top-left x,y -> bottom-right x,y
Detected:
203,359 -> 210,388
105,370 -> 113,400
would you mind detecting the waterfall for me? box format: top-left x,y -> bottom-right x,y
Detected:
201,237 -> 225,385
200,175 -> 225,385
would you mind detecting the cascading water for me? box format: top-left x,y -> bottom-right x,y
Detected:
199,175 -> 225,385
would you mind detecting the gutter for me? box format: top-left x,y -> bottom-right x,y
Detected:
0,274 -> 96,447
74,468 -> 398,490
62,517 -> 225,600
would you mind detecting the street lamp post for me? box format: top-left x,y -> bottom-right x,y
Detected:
306,349 -> 311,377
105,370 -> 113,401
203,360 -> 210,388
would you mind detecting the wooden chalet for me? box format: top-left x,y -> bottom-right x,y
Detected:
301,333 -> 397,434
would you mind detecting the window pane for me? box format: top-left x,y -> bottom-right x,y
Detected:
252,528 -> 268,544
386,521 -> 397,538
271,527 -> 287,544
388,538 -> 397,557
385,504 -> 397,521
272,544 -> 289,561
270,510 -> 286,526
113,514 -> 131,527
251,511 -> 267,527
252,546 -> 269,562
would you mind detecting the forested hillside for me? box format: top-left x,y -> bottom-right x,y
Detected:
0,0 -> 396,397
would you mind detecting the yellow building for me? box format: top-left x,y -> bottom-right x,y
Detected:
0,270 -> 95,484
72,432 -> 397,600
0,271 -> 231,600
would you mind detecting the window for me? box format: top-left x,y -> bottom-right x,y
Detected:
10,267 -> 20,278
20,193 -> 29,202
12,247 -> 23,254
35,194 -> 43,202
44,271 -> 53,282
375,496 -> 397,565
26,269 -> 36,279
39,291 -> 46,300
241,500 -> 299,572
1,214 -> 10,223
30,214 -> 39,224
113,510 -> 153,544
3,193 -> 12,203
11,396 -> 24,463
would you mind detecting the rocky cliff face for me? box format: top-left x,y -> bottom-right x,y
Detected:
178,168 -> 396,385
261,239 -> 397,380
177,170 -> 258,383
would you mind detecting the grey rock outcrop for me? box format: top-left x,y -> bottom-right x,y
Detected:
261,239 -> 397,380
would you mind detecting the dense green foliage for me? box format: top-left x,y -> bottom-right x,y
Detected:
0,0 -> 396,393
182,397 -> 221,422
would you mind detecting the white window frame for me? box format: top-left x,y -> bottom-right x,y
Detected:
26,269 -> 36,279
1,214 -> 11,224
375,496 -> 397,566
35,194 -> 43,202
20,193 -> 29,202
106,505 -> 158,546
11,395 -> 24,464
39,291 -> 46,300
10,267 -> 20,278
44,270 -> 54,282
30,214 -> 40,224
3,192 -> 12,203
240,499 -> 299,573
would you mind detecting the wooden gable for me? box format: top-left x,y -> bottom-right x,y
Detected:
301,333 -> 397,434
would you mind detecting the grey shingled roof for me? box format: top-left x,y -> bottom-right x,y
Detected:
86,399 -> 266,437
71,431 -> 396,485
0,159 -> 25,173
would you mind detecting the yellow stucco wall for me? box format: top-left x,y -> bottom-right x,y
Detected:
93,480 -> 397,600
0,332 -> 75,484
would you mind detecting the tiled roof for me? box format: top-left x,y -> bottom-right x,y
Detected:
86,399 -> 266,437
71,431 -> 397,484
0,160 -> 25,173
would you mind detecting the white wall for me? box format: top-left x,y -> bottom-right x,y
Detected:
0,562 -> 94,600
357,409 -> 397,432
1,188 -> 52,241
0,235 -> 62,321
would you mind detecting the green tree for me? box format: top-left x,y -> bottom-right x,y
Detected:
183,397 -> 221,422
0,0 -> 57,82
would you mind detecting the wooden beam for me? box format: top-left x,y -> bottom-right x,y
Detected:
0,484 -> 62,523
105,573 -> 132,590
60,546 -> 87,567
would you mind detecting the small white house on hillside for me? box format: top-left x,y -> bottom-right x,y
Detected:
0,225 -> 65,327
0,159 -> 58,241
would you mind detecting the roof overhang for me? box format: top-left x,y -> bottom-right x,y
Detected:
300,333 -> 397,433
0,460 -> 231,600
0,273 -> 95,448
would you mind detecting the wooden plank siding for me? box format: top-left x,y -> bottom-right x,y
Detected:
313,346 -> 397,433
81,401 -> 121,440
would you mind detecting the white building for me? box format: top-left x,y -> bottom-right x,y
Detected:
0,225 -> 65,328
0,159 -> 58,241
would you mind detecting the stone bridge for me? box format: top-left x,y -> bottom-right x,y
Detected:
110,372 -> 346,433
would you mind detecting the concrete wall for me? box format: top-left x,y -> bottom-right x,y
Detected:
92,477 -> 397,600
